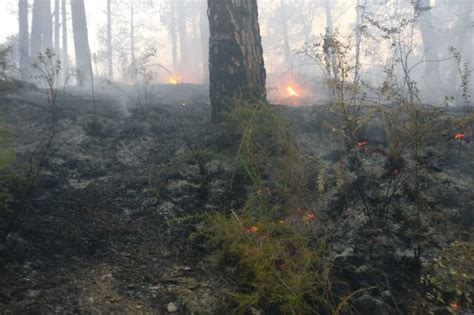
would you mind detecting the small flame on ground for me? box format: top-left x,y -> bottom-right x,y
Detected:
169,75 -> 180,85
287,85 -> 299,97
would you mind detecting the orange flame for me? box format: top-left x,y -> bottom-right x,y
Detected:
287,85 -> 299,97
169,75 -> 180,85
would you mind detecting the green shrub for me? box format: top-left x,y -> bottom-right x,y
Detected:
421,240 -> 474,313
200,101 -> 339,314
0,118 -> 15,220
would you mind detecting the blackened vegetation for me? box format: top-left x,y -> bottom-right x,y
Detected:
0,80 -> 473,314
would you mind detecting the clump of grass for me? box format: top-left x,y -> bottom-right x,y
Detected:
0,118 -> 16,228
208,212 -> 331,313
199,101 -> 341,314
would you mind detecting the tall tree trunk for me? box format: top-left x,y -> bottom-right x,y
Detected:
354,0 -> 366,83
30,0 -> 53,60
177,0 -> 188,75
416,0 -> 441,94
61,0 -> 68,82
280,0 -> 291,66
18,0 -> 30,79
208,0 -> 266,123
170,0 -> 178,72
200,0 -> 209,83
324,0 -> 337,101
130,0 -> 136,78
448,0 -> 472,93
107,0 -> 113,81
71,0 -> 92,87
324,0 -> 333,36
54,0 -> 60,54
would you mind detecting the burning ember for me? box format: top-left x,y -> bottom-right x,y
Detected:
169,75 -> 180,85
287,85 -> 299,97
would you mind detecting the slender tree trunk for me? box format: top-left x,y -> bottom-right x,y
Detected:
107,0 -> 113,81
30,0 -> 53,60
354,0 -> 366,83
130,0 -> 136,78
208,0 -> 267,123
301,0 -> 316,44
416,0 -> 441,93
191,1 -> 199,75
42,0 -> 53,51
61,0 -> 68,82
200,0 -> 209,83
324,0 -> 333,36
30,0 -> 42,60
18,0 -> 30,79
54,0 -> 60,54
71,0 -> 92,87
324,0 -> 337,101
177,0 -> 188,75
170,0 -> 178,72
448,1 -> 472,91
280,0 -> 291,66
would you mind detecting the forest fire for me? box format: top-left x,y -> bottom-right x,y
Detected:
287,85 -> 299,97
169,75 -> 180,85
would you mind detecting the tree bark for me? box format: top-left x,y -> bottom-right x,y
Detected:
208,0 -> 267,123
18,0 -> 30,79
71,0 -> 92,87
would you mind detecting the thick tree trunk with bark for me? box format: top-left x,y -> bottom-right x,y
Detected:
18,0 -> 30,79
208,0 -> 266,123
71,0 -> 92,87
30,0 -> 53,60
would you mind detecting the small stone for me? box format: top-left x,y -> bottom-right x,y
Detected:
167,302 -> 178,313
27,290 -> 41,298
250,307 -> 262,315
143,197 -> 158,208
381,290 -> 392,300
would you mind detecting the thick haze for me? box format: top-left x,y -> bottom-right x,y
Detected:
1,0 -> 472,104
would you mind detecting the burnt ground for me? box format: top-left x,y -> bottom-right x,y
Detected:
0,83 -> 473,314
0,85 -> 233,314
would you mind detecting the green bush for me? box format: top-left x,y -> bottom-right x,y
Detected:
0,118 -> 15,220
207,212 -> 332,314
421,240 -> 474,313
200,101 -> 339,314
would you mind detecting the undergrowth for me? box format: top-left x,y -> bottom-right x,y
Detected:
199,101 -> 352,314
